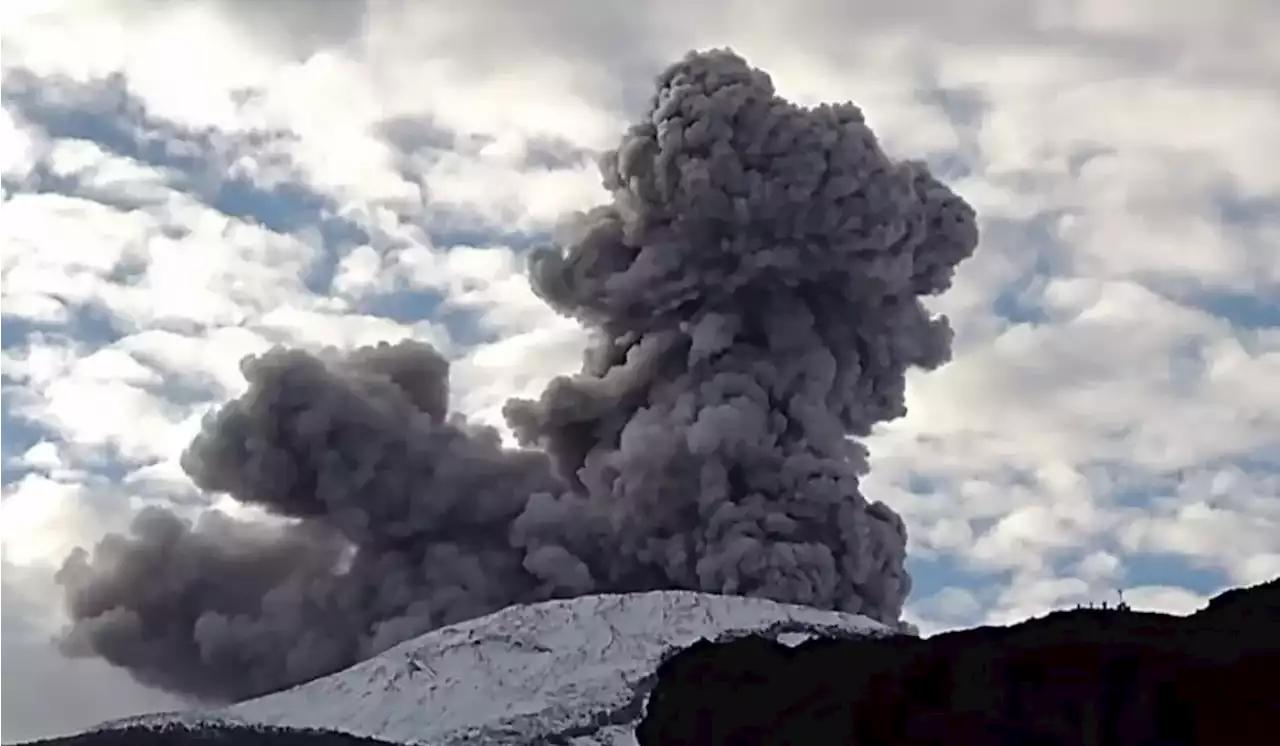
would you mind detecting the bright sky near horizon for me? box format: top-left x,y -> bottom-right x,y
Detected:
2,0 -> 1278,742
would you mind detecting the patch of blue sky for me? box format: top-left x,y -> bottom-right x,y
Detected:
1,409 -> 51,485
1146,185 -> 1278,332
905,554 -> 997,604
984,212 -> 1078,326
915,82 -> 985,183
1,301 -> 124,352
4,69 -> 376,296
1172,287 -> 1280,332
1118,553 -> 1227,596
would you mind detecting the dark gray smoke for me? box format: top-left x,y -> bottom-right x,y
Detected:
55,49 -> 979,702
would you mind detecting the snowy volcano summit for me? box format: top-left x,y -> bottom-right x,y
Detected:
218,591 -> 897,745
82,592 -> 895,745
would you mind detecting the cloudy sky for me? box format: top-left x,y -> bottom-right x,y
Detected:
2,0 -> 1278,741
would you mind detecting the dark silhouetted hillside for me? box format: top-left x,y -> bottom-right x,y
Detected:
15,723 -> 401,746
638,577 -> 1280,745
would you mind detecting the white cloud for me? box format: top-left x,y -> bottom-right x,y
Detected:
1,476 -> 117,567
3,0 -> 1279,738
0,107 -> 48,183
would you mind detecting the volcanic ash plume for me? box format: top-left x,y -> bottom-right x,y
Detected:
55,49 -> 980,702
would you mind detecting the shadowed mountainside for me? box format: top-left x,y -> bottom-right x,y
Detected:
638,577 -> 1280,745
13,724 -> 401,746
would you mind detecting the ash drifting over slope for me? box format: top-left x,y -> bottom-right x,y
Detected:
54,49 -> 979,701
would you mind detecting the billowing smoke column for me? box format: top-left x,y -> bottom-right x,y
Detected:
55,49 -> 979,702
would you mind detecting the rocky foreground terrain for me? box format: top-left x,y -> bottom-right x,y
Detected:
638,577 -> 1280,745
15,723 -> 399,746
17,578 -> 1277,745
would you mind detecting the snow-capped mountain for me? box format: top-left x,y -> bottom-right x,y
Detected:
102,591 -> 899,745
229,591 -> 899,745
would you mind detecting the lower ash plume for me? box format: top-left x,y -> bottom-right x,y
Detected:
55,49 -> 980,702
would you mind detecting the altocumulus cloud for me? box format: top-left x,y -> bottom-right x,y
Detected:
3,0 -> 1279,741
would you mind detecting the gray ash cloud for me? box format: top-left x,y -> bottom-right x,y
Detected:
55,48 -> 980,701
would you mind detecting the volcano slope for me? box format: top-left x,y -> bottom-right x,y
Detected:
15,724 -> 400,746
638,577 -> 1279,745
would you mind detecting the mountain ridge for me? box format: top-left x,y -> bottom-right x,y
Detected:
639,577 -> 1280,744
24,579 -> 1277,745
17,722 -> 401,746
70,591 -> 895,746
